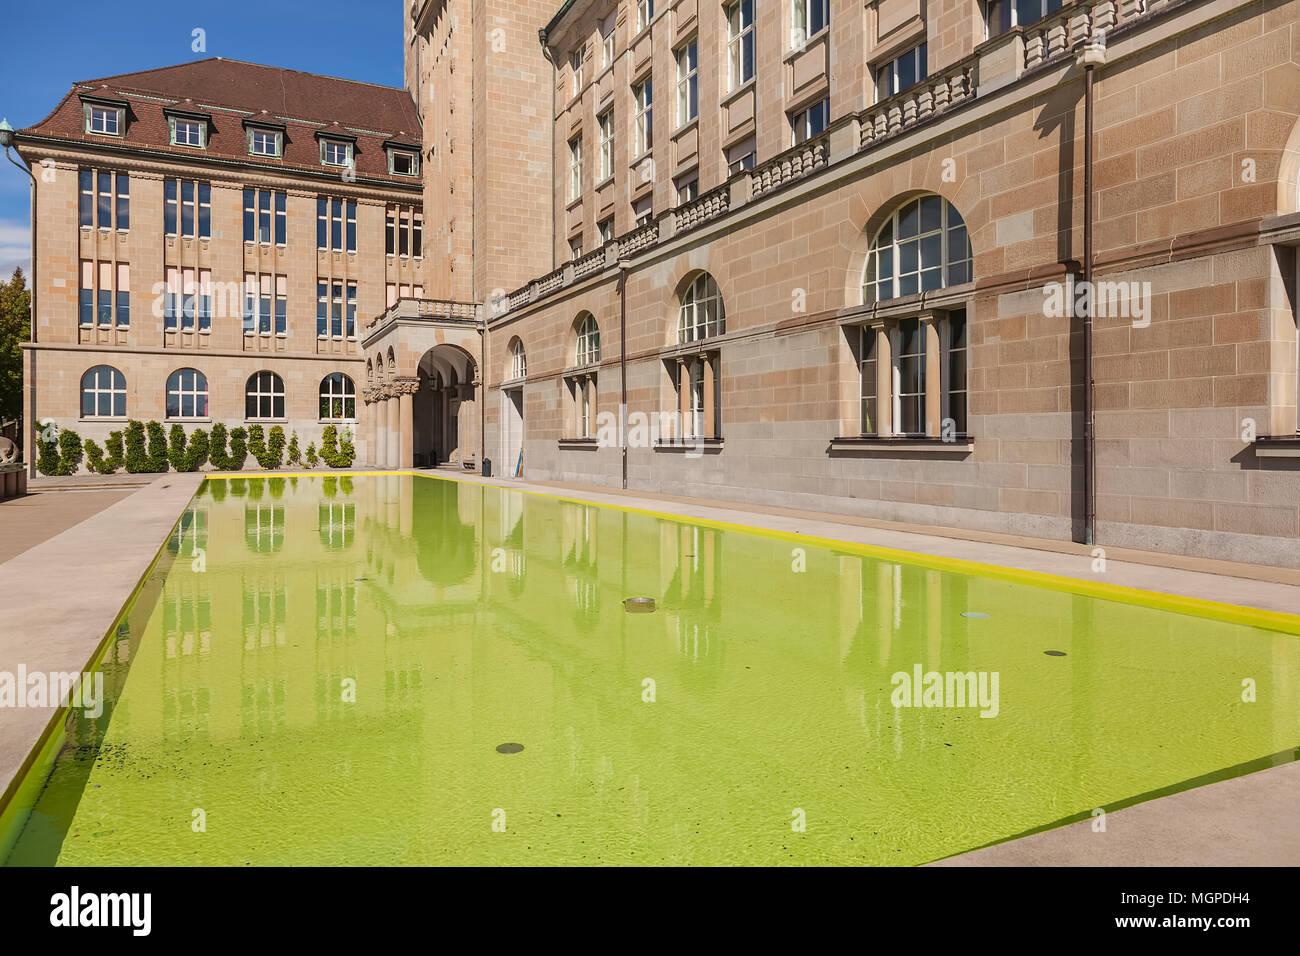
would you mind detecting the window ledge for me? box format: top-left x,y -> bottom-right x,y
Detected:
1253,436 -> 1300,458
830,436 -> 974,455
558,438 -> 600,450
78,417 -> 129,424
653,438 -> 723,453
166,418 -> 212,424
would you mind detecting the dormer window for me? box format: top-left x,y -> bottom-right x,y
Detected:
85,105 -> 123,136
248,128 -> 282,157
320,138 -> 352,167
170,117 -> 206,148
389,149 -> 419,177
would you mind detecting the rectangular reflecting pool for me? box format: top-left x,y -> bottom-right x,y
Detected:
2,473 -> 1297,865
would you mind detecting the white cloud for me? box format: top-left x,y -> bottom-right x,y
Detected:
0,219 -> 30,280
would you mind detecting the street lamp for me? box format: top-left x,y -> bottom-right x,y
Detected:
0,118 -> 15,148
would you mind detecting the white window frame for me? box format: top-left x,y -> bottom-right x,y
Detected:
389,149 -> 420,177
319,373 -> 357,422
170,118 -> 205,148
602,16 -> 616,68
598,110 -> 614,182
727,0 -> 756,92
860,326 -> 879,436
576,313 -> 601,366
510,340 -> 527,380
571,46 -> 585,97
81,365 -> 126,418
569,136 -> 583,201
637,0 -> 654,32
598,217 -> 614,244
792,98 -> 829,145
633,79 -> 653,157
245,371 -> 286,421
320,138 -> 353,167
86,105 -> 122,136
876,43 -> 928,102
676,40 -> 698,127
863,195 -> 973,304
791,0 -> 830,49
248,128 -> 282,157
166,368 -> 210,420
892,319 -> 927,437
678,272 -> 725,344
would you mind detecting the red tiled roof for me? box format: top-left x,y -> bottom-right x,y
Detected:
20,58 -> 423,186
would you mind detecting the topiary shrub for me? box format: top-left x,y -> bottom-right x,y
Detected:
247,424 -> 285,470
123,421 -> 149,473
305,441 -> 319,468
286,431 -> 302,467
267,425 -> 286,469
104,430 -> 124,471
208,423 -> 248,471
56,429 -> 83,475
84,438 -> 116,475
145,421 -> 169,472
320,425 -> 355,469
228,427 -> 248,470
167,424 -> 210,472
35,432 -> 61,476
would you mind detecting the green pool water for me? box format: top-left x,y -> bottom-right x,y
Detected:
3,473 -> 1298,865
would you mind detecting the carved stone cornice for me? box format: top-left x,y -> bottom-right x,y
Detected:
392,376 -> 422,396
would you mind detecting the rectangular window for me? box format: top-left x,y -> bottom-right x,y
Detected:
171,118 -> 205,148
792,0 -> 829,48
676,41 -> 698,126
80,169 -> 129,230
319,281 -> 357,337
399,211 -> 410,256
876,43 -> 928,101
197,269 -> 212,331
895,318 -> 926,436
677,175 -> 699,205
569,137 -> 583,200
599,217 -> 614,244
598,111 -> 614,182
79,261 -> 92,326
861,327 -> 878,435
80,260 -> 129,327
317,198 -> 357,252
243,273 -> 285,334
570,237 -> 583,260
726,137 -> 757,175
86,106 -> 121,136
413,213 -> 422,257
165,179 -> 211,239
116,263 -> 130,328
602,16 -> 616,68
390,150 -> 419,176
727,0 -> 756,91
321,139 -> 352,167
637,0 -> 654,31
385,212 -> 395,255
634,80 -> 653,156
571,46 -> 585,97
243,189 -> 286,245
675,356 -> 721,440
248,128 -> 281,157
792,98 -> 830,144
944,310 -> 968,435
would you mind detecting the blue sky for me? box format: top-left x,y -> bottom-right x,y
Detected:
0,0 -> 407,279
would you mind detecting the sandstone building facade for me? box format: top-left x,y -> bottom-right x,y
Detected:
17,0 -> 1300,568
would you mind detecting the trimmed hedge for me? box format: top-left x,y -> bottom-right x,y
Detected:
320,425 -> 355,468
36,426 -> 83,476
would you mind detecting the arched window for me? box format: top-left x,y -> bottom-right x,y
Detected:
575,313 -> 601,366
245,371 -> 285,420
81,365 -> 126,418
509,339 -> 527,380
320,373 -> 356,420
863,195 -> 972,303
166,368 -> 209,419
678,272 -> 725,344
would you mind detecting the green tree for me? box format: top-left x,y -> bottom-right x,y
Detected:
0,268 -> 32,432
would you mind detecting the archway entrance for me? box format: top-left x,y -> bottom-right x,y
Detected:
414,345 -> 477,468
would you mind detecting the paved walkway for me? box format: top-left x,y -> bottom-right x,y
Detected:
0,475 -> 204,809
0,488 -> 137,564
